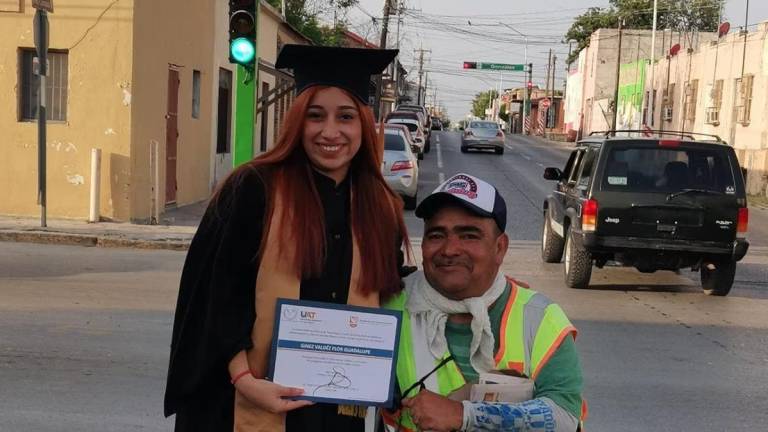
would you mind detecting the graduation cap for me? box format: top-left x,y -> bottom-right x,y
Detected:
275,44 -> 398,105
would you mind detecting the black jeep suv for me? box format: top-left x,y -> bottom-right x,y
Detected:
541,132 -> 749,296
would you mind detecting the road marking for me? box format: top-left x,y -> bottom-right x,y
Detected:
522,155 -> 532,161
436,139 -> 444,169
436,135 -> 440,144
537,163 -> 544,167
439,172 -> 445,183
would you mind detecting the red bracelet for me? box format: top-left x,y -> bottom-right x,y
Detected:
230,369 -> 253,385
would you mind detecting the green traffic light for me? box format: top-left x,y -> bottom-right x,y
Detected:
230,37 -> 255,65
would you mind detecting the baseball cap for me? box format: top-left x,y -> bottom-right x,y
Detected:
415,173 -> 507,231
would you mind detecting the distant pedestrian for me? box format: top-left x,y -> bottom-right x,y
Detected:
164,45 -> 413,432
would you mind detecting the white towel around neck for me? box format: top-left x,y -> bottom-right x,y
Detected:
405,271 -> 507,374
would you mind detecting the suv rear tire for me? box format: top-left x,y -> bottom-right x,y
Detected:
564,228 -> 592,289
541,209 -> 565,263
495,147 -> 504,155
700,260 -> 736,296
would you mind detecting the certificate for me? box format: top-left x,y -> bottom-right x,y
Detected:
267,299 -> 402,407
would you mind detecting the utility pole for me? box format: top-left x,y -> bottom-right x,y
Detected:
415,48 -> 430,105
611,18 -> 624,133
393,1 -> 402,105
526,63 -> 533,135
374,0 -> 393,119
551,55 -> 557,131
545,49 -> 552,135
645,0 -> 658,128
33,4 -> 51,227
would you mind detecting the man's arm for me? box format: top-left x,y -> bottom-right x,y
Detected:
460,335 -> 583,431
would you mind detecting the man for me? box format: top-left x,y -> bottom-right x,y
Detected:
384,173 -> 585,432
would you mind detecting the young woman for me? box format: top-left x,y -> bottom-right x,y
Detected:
164,46 -> 412,431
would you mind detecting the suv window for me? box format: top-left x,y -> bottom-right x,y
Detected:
576,148 -> 598,192
601,146 -> 736,192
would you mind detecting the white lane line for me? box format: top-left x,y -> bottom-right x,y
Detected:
522,155 -> 532,161
436,135 -> 441,144
436,139 -> 444,169
537,163 -> 545,168
437,139 -> 445,183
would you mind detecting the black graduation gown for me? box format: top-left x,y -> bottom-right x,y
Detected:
164,168 -> 403,431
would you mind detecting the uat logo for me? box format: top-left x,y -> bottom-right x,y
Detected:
348,316 -> 359,328
443,174 -> 478,199
301,311 -> 317,320
282,307 -> 298,321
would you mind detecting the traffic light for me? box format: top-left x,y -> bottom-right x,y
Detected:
463,61 -> 477,69
229,0 -> 256,67
527,81 -> 533,90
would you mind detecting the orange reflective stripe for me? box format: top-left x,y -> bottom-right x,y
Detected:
494,281 -> 518,364
581,398 -> 589,421
505,361 -> 525,376
531,325 -> 577,379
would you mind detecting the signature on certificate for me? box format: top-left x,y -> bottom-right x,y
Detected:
312,367 -> 352,395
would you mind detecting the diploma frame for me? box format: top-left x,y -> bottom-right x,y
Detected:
267,298 -> 402,407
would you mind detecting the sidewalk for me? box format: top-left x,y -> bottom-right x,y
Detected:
0,201 -> 208,251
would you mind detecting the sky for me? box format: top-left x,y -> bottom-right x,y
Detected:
337,0 -> 768,120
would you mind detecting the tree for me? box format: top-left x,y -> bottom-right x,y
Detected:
266,0 -> 358,46
565,0 -> 724,65
471,90 -> 499,118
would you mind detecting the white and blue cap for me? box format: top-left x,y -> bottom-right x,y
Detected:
415,173 -> 507,231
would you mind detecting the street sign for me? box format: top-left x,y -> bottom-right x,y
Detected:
32,0 -> 53,12
478,62 -> 525,72
540,98 -> 551,109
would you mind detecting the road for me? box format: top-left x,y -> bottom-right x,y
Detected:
1,131 -> 767,431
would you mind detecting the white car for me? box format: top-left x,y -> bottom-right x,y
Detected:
386,118 -> 426,159
381,124 -> 419,209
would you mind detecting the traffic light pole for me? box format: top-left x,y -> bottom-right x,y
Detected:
233,66 -> 255,166
230,1 -> 258,166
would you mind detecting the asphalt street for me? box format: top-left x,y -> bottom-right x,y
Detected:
1,131 -> 767,431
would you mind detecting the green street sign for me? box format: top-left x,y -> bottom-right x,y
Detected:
479,62 -> 525,71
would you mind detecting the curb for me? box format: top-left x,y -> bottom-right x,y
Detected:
0,230 -> 191,251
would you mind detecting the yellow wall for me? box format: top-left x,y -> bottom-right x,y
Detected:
0,0 -> 134,219
130,0 -> 216,222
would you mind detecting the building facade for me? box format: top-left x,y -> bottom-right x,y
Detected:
644,22 -> 768,195
0,0 -> 231,222
565,28 -> 714,138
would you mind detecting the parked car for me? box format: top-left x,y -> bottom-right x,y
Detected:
461,121 -> 505,155
430,116 -> 443,131
381,124 -> 420,210
541,132 -> 749,296
387,110 -> 431,153
386,118 -> 426,159
396,104 -> 431,130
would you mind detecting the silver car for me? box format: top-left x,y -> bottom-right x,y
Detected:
381,124 -> 419,209
461,120 -> 505,155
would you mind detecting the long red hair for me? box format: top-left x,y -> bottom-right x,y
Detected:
219,86 -> 410,299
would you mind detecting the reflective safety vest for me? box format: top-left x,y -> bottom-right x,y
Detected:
382,277 -> 583,432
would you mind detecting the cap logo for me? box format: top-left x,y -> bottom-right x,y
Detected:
443,174 -> 478,199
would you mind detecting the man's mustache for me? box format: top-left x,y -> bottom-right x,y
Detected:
433,257 -> 471,268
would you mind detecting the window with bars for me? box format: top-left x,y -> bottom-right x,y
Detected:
705,80 -> 723,125
736,75 -> 753,125
19,48 -> 68,122
685,80 -> 698,122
